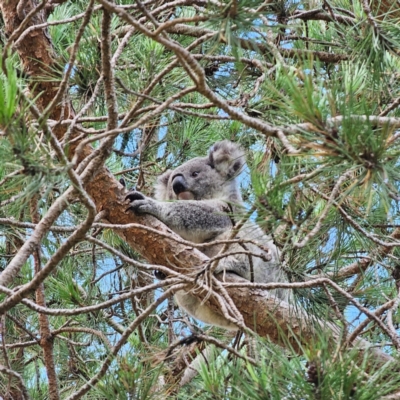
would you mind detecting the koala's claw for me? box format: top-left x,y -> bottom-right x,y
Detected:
126,199 -> 153,215
126,201 -> 144,214
125,191 -> 145,202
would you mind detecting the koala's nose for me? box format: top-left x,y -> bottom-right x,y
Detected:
172,175 -> 187,195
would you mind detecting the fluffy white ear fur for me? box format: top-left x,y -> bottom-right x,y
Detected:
154,170 -> 172,200
209,140 -> 245,178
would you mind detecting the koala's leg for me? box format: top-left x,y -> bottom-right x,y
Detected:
174,290 -> 238,330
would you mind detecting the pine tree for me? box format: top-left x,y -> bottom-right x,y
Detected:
0,0 -> 400,398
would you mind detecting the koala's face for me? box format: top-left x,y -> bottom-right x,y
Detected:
166,157 -> 228,201
155,140 -> 245,202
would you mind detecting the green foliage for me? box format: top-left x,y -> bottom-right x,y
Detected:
0,54 -> 18,126
94,355 -> 163,400
179,336 -> 400,400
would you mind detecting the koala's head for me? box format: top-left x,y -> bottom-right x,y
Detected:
155,140 -> 245,202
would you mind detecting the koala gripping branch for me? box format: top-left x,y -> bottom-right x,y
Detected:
83,170 -> 395,366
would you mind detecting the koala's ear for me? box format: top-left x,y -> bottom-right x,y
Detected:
154,170 -> 172,200
209,140 -> 245,178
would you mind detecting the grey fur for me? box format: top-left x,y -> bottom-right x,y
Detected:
126,140 -> 287,330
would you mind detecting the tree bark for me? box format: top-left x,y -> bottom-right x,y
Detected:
30,198 -> 60,400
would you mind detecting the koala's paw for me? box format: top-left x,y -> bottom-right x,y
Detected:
125,191 -> 154,215
125,190 -> 145,202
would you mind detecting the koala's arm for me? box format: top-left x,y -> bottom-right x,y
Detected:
126,191 -> 233,243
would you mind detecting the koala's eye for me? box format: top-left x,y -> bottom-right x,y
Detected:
191,171 -> 199,178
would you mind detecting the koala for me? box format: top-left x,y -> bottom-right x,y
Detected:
126,140 -> 287,330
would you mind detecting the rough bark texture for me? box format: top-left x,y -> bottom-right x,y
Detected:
371,0 -> 400,19
31,198 -> 59,400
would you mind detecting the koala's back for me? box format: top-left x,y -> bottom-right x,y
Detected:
205,218 -> 286,298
